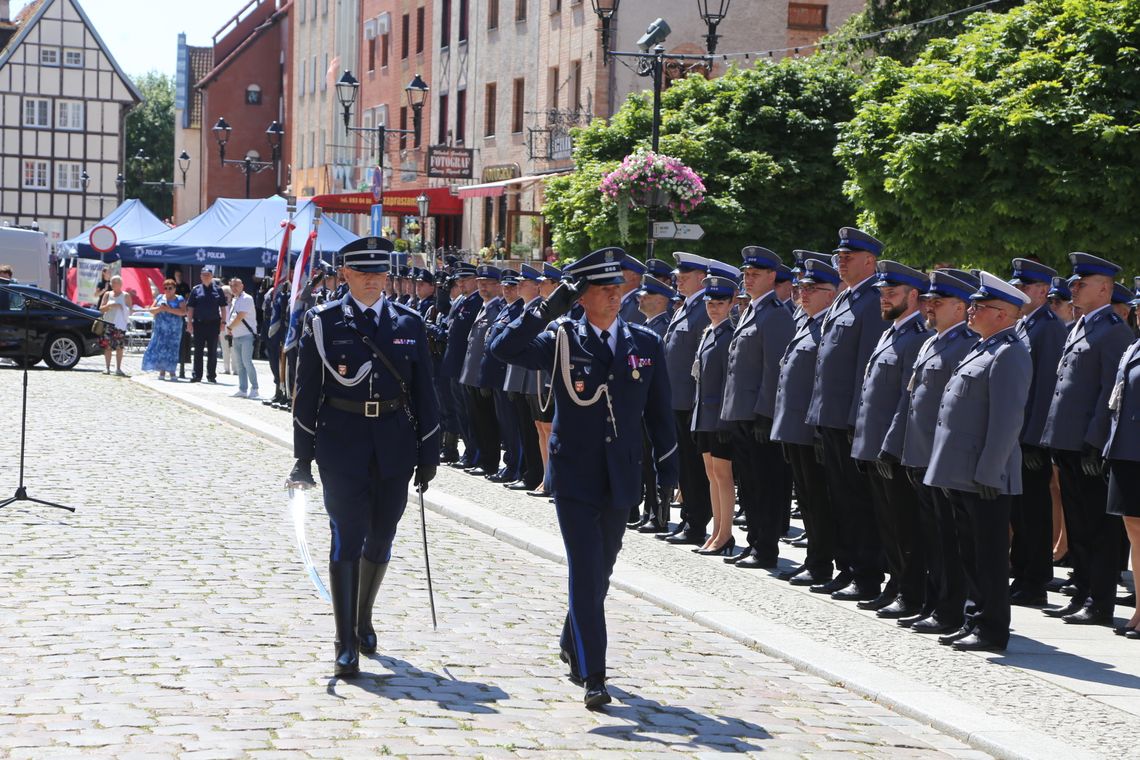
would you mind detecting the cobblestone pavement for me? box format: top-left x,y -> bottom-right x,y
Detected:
96,354 -> 1138,757
0,358 -> 990,758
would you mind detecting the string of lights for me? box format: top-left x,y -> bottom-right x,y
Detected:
715,0 -> 1006,61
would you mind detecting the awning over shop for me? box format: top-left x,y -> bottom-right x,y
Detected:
310,186 -> 463,216
455,174 -> 564,199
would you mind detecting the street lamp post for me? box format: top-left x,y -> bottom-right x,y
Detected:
212,118 -> 286,199
416,192 -> 430,255
335,71 -> 430,210
590,1 -> 730,257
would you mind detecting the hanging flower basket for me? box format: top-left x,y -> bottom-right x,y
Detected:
599,149 -> 706,243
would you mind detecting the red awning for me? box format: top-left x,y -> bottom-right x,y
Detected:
309,187 -> 464,216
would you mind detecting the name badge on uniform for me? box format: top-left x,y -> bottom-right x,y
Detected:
338,364 -> 348,376
393,338 -> 416,345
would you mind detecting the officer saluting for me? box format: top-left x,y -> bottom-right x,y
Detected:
490,247 -> 679,709
287,236 -> 440,678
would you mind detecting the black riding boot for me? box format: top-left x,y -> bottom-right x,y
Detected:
357,558 -> 389,655
328,560 -> 360,677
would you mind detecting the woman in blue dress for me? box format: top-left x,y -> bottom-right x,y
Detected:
142,279 -> 189,379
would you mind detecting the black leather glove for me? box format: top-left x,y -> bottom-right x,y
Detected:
1080,446 -> 1105,478
414,464 -> 437,492
813,439 -> 825,465
753,416 -> 772,444
975,482 -> 1000,500
537,281 -> 581,321
874,460 -> 894,480
286,459 -> 316,489
1022,446 -> 1047,472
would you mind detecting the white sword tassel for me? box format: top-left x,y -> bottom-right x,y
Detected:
288,487 -> 331,601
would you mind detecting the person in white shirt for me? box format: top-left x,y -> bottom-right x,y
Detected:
225,277 -> 259,397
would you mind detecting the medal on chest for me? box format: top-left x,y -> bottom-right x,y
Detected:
338,364 -> 348,376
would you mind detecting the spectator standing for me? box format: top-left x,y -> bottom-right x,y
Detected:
94,265 -> 111,306
141,279 -> 188,380
98,275 -> 133,376
172,269 -> 192,378
220,281 -> 234,374
187,266 -> 227,383
225,277 -> 260,398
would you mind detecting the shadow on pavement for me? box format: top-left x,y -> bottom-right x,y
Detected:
993,636 -> 1140,692
326,655 -> 509,713
590,686 -> 771,751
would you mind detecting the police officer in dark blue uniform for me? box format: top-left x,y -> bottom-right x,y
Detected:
503,264 -> 546,491
485,269 -> 525,483
1006,258 -> 1067,606
619,255 -> 648,325
1105,327 -> 1140,638
1047,275 -> 1075,324
287,236 -> 440,677
460,265 -> 505,476
1041,252 -> 1134,625
490,247 -> 679,708
441,264 -> 481,468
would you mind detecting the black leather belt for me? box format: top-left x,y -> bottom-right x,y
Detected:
323,395 -> 405,418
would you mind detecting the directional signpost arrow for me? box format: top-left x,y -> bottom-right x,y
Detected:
652,221 -> 704,241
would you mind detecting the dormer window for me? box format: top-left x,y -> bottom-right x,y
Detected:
40,47 -> 59,66
246,84 -> 262,105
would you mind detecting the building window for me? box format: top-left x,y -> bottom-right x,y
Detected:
484,83 -> 497,137
459,0 -> 469,41
381,32 -> 390,67
441,0 -> 451,47
787,3 -> 828,30
23,98 -> 50,128
298,0 -> 306,22
516,0 -> 527,22
455,88 -> 467,144
551,0 -> 561,12
39,47 -> 58,66
511,77 -> 524,133
488,0 -> 498,29
312,56 -> 318,93
56,162 -> 84,191
399,106 -> 408,150
57,100 -> 84,130
246,84 -> 262,105
63,49 -> 83,67
22,160 -> 50,189
322,54 -> 329,91
368,37 -> 376,71
548,66 -> 559,109
571,59 -> 582,111
300,63 -> 307,96
438,93 -> 449,145
416,6 -> 425,54
401,13 -> 410,59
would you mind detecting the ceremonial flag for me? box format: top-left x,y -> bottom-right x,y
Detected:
284,229 -> 319,351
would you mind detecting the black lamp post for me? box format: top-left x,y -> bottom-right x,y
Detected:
212,117 -> 285,198
416,192 -> 430,253
589,2 -> 730,257
336,70 -> 430,208
140,151 -> 193,199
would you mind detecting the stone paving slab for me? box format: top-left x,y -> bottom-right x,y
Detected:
0,358 -> 985,758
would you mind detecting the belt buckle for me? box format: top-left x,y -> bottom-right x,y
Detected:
364,400 -> 380,418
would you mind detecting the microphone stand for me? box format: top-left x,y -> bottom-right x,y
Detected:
0,278 -> 101,513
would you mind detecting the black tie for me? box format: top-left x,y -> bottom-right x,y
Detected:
596,329 -> 613,366
361,308 -> 378,338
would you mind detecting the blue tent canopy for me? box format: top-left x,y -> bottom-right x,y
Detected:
121,197 -> 358,268
57,199 -> 169,260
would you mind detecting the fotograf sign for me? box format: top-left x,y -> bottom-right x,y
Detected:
427,146 -> 474,179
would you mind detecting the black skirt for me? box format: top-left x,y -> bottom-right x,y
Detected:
527,392 -> 554,424
1107,459 -> 1140,518
695,430 -> 733,460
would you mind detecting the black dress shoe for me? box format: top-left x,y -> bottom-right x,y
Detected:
486,471 -> 512,483
938,627 -> 974,645
465,467 -> 488,476
952,633 -> 1006,652
777,565 -> 805,581
697,537 -> 736,556
628,514 -> 650,529
897,612 -> 928,629
876,598 -> 919,619
732,514 -> 749,527
1126,629 -> 1140,640
1059,581 -> 1079,596
665,530 -> 706,546
505,481 -> 532,490
724,547 -> 753,564
735,551 -> 777,569
855,589 -> 894,610
559,649 -> 583,686
637,517 -> 668,534
526,489 -> 552,497
1119,593 -> 1137,607
811,571 -> 852,594
189,377 -> 201,383
1113,624 -> 1137,636
657,522 -> 688,541
833,583 -> 880,602
1063,606 -> 1114,625
1010,588 -> 1047,607
1043,599 -> 1086,618
913,617 -> 960,635
1045,576 -> 1068,592
584,678 -> 611,709
790,535 -> 810,548
789,569 -> 832,587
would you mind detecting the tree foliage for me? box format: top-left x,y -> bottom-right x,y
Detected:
837,0 -> 1140,271
543,58 -> 860,264
123,72 -> 175,221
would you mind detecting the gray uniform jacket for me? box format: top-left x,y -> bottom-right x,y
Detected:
458,295 -> 503,388
897,323 -> 977,469
620,289 -> 646,325
1016,304 -> 1067,445
663,292 -> 710,412
1040,306 -> 1134,452
852,313 -> 929,461
1104,339 -> 1140,462
721,291 -> 795,423
924,327 -> 1032,495
643,311 -> 670,338
504,297 -> 544,394
806,277 -> 888,430
691,321 -> 733,433
772,314 -> 824,447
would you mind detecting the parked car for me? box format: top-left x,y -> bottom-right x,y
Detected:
0,284 -> 103,370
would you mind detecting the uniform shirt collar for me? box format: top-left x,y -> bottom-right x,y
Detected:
683,290 -> 703,308
937,319 -> 967,338
588,318 -> 619,354
750,289 -> 775,308
1082,303 -> 1112,322
351,294 -> 385,321
893,310 -> 922,329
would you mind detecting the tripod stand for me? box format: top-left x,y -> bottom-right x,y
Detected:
0,280 -> 84,512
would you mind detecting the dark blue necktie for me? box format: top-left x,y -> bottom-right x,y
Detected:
595,329 -> 613,367
360,308 -> 378,339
